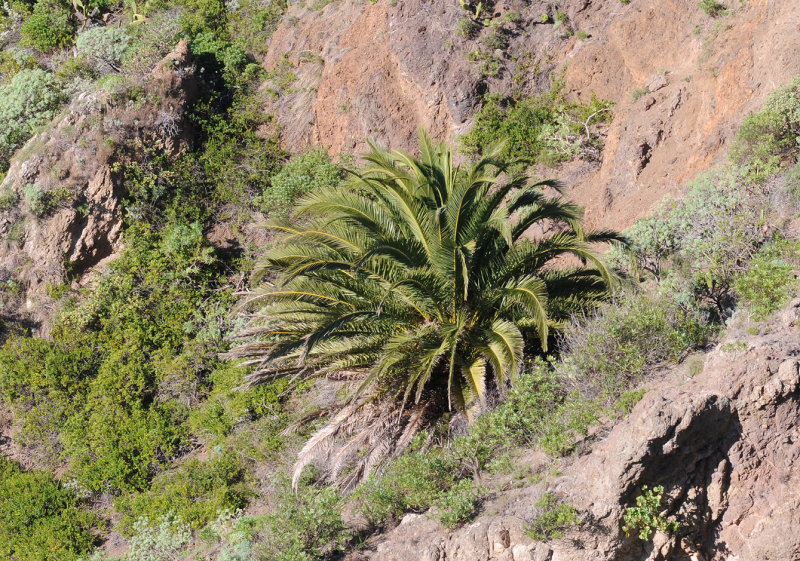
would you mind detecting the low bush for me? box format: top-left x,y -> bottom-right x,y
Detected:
434,478 -> 485,529
354,444 -> 457,527
115,449 -> 251,533
525,493 -> 578,540
622,485 -> 679,541
730,75 -> 800,183
733,238 -> 800,320
19,0 -> 75,51
85,514 -> 192,561
0,457 -> 98,561
0,68 -> 65,173
460,81 -> 613,167
258,149 -> 344,215
612,166 -> 771,316
248,481 -> 349,561
698,0 -> 726,17
76,26 -> 130,73
557,292 -> 713,396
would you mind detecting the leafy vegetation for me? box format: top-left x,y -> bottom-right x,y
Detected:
525,493 -> 579,540
19,0 -> 75,52
622,485 -> 679,541
0,68 -> 65,172
0,458 -> 97,561
730,75 -> 800,183
733,238 -> 800,320
460,83 -> 613,167
234,130 -> 620,487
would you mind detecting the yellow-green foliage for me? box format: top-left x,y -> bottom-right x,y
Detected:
733,238 -> 800,320
460,82 -> 613,167
0,457 -> 98,561
19,0 -> 75,51
730,76 -> 800,182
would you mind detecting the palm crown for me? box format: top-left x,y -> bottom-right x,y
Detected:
233,131 -> 620,486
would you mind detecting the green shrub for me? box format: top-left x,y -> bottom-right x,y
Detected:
354,445 -> 457,527
86,514 -> 193,561
120,11 -> 182,75
0,188 -> 18,210
226,0 -> 287,56
730,76 -> 800,182
258,149 -> 344,214
19,0 -> 75,51
188,363 -> 289,444
0,221 -> 230,493
0,457 -> 98,561
612,166 -> 771,315
698,0 -> 726,16
434,478 -> 484,529
197,94 -> 286,211
0,68 -> 65,172
525,493 -> 579,541
733,238 -> 800,320
116,449 -> 251,533
622,485 -> 679,541
248,482 -> 349,561
557,292 -> 713,396
0,47 -> 38,80
460,83 -> 612,167
76,26 -> 130,73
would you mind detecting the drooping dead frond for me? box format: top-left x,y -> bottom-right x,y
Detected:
291,397 -> 434,491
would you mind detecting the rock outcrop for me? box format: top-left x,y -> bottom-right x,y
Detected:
359,300 -> 800,561
0,41 -> 199,331
259,0 -> 800,230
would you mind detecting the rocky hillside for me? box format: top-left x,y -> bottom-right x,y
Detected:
363,300 -> 800,561
1,0 -> 800,560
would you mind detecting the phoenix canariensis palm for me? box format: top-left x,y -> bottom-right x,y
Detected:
231,130 -> 621,489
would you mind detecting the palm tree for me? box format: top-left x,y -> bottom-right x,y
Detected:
232,130 -> 621,488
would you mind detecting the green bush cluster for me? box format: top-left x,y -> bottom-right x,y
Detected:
0,222 -> 230,493
612,166 -> 772,316
19,0 -> 75,51
76,26 -> 130,73
730,75 -> 800,182
0,47 -> 38,80
247,481 -> 349,561
525,493 -> 579,541
0,457 -> 98,561
733,238 -> 800,320
115,449 -> 251,533
557,292 -> 713,396
622,485 -> 679,541
197,94 -> 286,210
0,68 -> 65,172
257,149 -> 344,215
460,82 -> 613,167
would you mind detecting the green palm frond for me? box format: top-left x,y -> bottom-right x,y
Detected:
232,128 -> 623,487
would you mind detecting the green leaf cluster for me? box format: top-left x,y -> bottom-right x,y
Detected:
460,84 -> 613,168
733,238 -> 800,320
622,485 -> 679,541
730,75 -> 800,182
19,0 -> 75,52
0,457 -> 97,561
525,493 -> 579,541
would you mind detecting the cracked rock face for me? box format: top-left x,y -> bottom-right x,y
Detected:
357,301 -> 800,561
